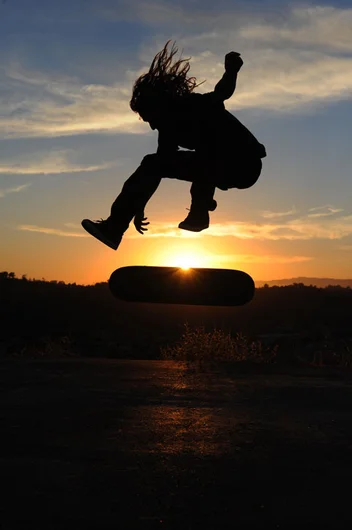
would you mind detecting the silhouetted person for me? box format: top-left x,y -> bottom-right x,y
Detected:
82,41 -> 266,250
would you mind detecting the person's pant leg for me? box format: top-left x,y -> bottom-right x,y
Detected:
109,151 -> 206,229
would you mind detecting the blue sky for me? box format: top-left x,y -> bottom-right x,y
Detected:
0,0 -> 351,283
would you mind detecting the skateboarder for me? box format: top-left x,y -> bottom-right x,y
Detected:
82,41 -> 266,250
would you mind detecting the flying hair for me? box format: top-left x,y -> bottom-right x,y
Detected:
130,40 -> 204,114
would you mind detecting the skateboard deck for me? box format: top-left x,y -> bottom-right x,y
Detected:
109,266 -> 255,306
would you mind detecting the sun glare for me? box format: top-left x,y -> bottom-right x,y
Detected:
153,241 -> 213,270
172,252 -> 205,270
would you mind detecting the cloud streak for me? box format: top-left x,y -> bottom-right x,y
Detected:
339,245 -> 352,251
238,5 -> 352,53
129,209 -> 352,241
307,205 -> 344,218
0,183 -> 31,198
261,208 -> 297,219
1,64 -> 142,139
17,205 -> 351,243
17,224 -> 88,238
0,150 -> 114,175
215,254 -> 313,265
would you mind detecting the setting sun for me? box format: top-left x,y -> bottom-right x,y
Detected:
150,239 -> 213,270
173,253 -> 203,270
164,248 -> 210,269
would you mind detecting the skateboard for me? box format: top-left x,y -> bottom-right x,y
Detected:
109,266 -> 255,306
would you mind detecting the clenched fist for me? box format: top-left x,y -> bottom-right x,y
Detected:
225,52 -> 243,74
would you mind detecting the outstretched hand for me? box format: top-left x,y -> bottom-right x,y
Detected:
225,51 -> 243,73
134,212 -> 150,234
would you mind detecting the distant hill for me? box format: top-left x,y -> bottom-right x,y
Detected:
256,277 -> 352,288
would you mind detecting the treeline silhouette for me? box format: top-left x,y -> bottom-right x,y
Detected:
1,271 -> 351,363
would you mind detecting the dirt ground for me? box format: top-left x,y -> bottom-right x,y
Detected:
1,359 -> 352,529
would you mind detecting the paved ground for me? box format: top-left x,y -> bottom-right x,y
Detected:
1,359 -> 352,529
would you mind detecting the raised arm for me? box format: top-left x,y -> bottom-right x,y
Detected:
214,52 -> 243,101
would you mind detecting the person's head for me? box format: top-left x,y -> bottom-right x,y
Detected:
132,89 -> 168,130
130,41 -> 203,129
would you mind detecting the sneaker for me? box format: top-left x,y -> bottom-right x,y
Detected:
81,218 -> 123,250
178,209 -> 210,232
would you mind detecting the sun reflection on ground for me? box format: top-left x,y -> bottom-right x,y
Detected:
135,363 -> 235,456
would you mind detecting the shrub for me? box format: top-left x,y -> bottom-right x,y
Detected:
160,323 -> 277,365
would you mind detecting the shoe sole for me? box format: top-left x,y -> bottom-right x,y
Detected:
178,222 -> 209,232
81,219 -> 119,250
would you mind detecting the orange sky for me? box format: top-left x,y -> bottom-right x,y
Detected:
2,213 -> 351,285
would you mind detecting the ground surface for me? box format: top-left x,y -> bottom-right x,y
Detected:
1,359 -> 352,529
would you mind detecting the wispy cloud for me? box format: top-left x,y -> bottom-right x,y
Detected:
261,208 -> 297,219
129,208 -> 352,241
215,254 -> 313,265
0,150 -> 114,174
0,183 -> 31,198
17,224 -> 87,238
338,245 -> 352,251
238,5 -> 352,53
262,205 -> 345,221
63,222 -> 83,229
16,205 -> 352,244
307,205 -> 344,218
1,64 -> 142,139
209,213 -> 352,240
1,4 -> 352,138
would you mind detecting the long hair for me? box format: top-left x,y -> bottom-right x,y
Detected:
130,40 -> 203,114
